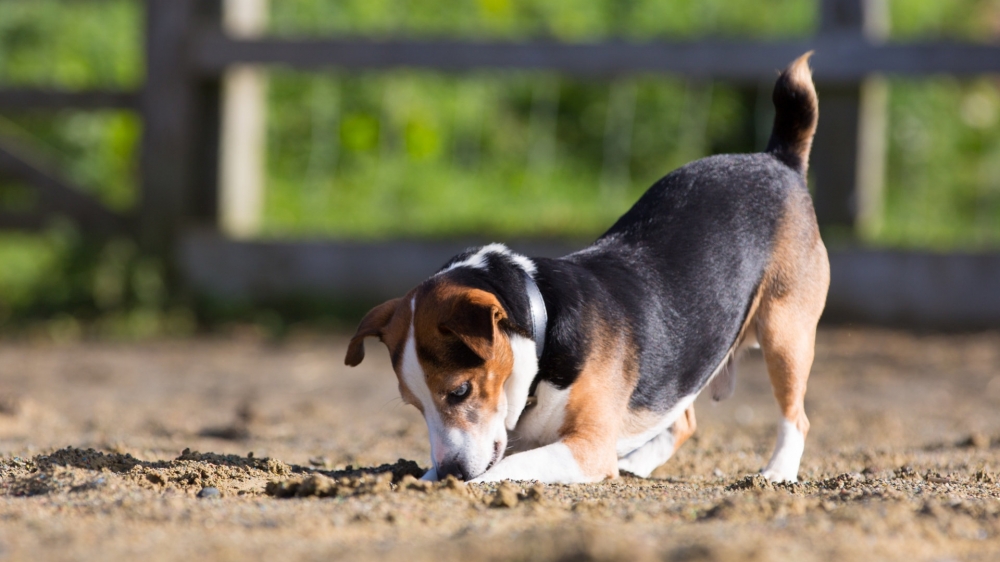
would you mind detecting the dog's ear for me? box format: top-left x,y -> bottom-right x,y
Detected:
345,298 -> 403,366
439,289 -> 506,361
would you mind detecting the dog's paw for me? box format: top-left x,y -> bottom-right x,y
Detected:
420,467 -> 438,482
760,468 -> 798,483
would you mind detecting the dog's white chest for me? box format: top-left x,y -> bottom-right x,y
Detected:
508,381 -> 569,452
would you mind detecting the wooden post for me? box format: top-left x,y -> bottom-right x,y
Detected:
811,0 -> 889,238
219,0 -> 269,239
140,0 -> 223,259
139,0 -> 198,256
190,1 -> 224,228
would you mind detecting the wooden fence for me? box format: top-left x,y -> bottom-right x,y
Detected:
1,0 -> 999,328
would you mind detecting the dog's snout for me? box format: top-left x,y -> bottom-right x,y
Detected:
437,459 -> 469,481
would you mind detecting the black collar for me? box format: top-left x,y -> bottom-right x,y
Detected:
523,271 -> 547,359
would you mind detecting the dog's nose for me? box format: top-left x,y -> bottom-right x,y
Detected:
436,460 -> 469,481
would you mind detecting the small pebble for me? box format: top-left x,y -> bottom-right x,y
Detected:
197,487 -> 221,499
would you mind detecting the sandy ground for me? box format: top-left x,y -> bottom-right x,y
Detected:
1,327 -> 1000,561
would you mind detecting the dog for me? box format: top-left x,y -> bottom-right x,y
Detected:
344,53 -> 829,484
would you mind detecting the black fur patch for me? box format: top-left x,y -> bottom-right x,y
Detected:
423,60 -> 817,416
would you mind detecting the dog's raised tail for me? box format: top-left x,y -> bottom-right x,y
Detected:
766,52 -> 818,176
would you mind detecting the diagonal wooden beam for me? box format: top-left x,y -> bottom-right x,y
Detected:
0,89 -> 140,111
0,211 -> 46,231
0,137 -> 131,236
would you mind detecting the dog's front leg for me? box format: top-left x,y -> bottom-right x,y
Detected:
471,415 -> 620,484
469,439 -> 607,484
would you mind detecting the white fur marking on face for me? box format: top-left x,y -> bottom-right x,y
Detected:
470,441 -> 587,484
438,243 -> 537,276
504,334 -> 538,430
617,428 -> 676,478
761,418 -> 805,483
401,298 -> 447,467
403,297 -> 509,480
509,381 -> 570,452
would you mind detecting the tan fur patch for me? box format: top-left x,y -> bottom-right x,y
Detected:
753,186 -> 830,436
344,298 -> 403,367
344,294 -> 420,409
345,277 -> 520,438
559,317 -> 639,481
411,279 -> 514,432
784,52 -> 818,175
670,405 -> 697,454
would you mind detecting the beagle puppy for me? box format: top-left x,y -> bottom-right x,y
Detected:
345,53 -> 828,484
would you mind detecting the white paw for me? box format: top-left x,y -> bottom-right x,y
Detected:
420,467 -> 438,481
761,419 -> 805,483
760,468 -> 798,483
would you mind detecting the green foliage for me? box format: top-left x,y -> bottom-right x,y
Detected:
264,70 -> 755,238
0,226 -> 193,337
0,0 -> 141,88
881,77 -> 1000,249
0,0 -> 999,331
890,0 -> 1000,40
269,0 -> 814,39
0,0 -> 142,212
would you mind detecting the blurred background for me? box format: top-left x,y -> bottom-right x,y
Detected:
0,0 -> 998,338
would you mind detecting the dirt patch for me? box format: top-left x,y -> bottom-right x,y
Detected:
1,328 -> 1000,561
1,447 -> 292,498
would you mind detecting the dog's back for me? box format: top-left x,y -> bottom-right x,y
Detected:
556,53 -> 822,413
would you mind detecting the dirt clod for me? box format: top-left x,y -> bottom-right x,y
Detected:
490,482 -> 520,508
959,433 -> 991,449
726,474 -> 773,491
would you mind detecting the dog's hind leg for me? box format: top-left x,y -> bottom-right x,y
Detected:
756,304 -> 816,483
756,206 -> 829,483
617,405 -> 696,477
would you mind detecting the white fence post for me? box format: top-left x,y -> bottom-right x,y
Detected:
219,0 -> 268,238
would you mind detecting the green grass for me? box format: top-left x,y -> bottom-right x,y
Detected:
263,70 -> 751,239
0,0 -> 999,329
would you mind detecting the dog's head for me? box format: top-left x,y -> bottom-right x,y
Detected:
344,278 -> 522,480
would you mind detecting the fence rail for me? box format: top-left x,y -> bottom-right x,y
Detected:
0,89 -> 140,110
194,35 -> 1000,79
179,231 -> 1000,330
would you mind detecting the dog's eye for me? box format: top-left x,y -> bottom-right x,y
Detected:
448,382 -> 471,403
